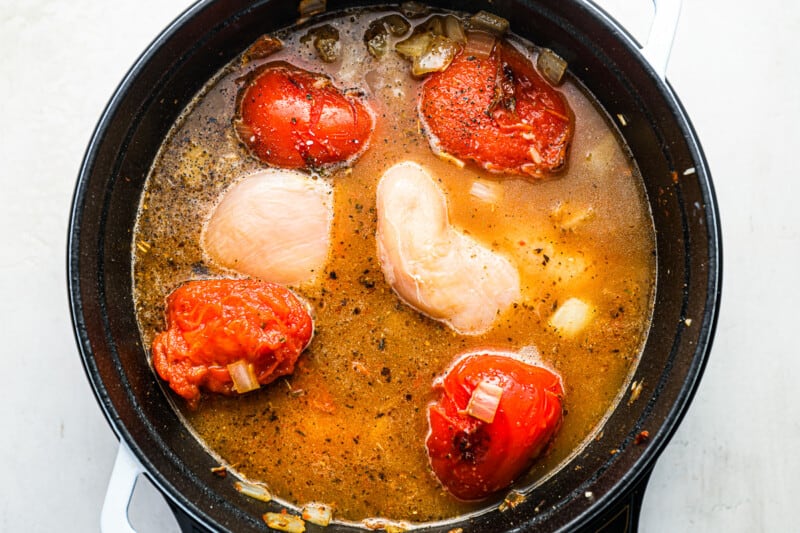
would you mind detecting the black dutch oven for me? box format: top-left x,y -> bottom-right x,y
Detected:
68,0 -> 721,531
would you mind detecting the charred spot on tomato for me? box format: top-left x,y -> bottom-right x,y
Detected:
453,425 -> 490,464
233,61 -> 374,170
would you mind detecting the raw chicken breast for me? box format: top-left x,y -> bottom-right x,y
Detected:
202,169 -> 333,285
376,161 -> 521,335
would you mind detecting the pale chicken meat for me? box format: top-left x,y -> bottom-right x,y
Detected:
375,161 -> 521,335
202,169 -> 333,285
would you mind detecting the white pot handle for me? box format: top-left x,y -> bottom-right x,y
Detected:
101,441 -> 144,533
642,0 -> 682,79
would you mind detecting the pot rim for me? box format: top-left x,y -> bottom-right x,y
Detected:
68,1 -> 722,531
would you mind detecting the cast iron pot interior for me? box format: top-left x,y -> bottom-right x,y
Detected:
68,0 -> 721,531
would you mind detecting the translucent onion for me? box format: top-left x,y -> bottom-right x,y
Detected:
301,502 -> 334,526
364,15 -> 411,58
537,48 -> 568,86
263,512 -> 306,533
383,14 -> 412,36
444,15 -> 467,43
422,15 -> 445,36
298,0 -> 326,18
549,297 -> 593,337
227,360 -> 260,393
234,480 -> 272,502
468,10 -> 510,36
399,1 -> 429,18
394,31 -> 434,61
469,179 -> 503,204
550,202 -> 595,230
464,30 -> 496,60
466,379 -> 504,423
412,35 -> 459,76
302,24 -> 340,63
241,35 -> 283,64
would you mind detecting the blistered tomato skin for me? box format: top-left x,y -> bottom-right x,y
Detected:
420,43 -> 573,178
426,353 -> 564,500
235,61 -> 374,169
151,279 -> 313,408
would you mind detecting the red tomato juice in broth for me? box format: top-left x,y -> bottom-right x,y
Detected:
132,6 -> 655,524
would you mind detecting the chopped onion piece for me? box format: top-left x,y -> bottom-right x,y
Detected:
234,480 -> 272,502
470,179 -> 503,204
302,24 -> 340,63
628,380 -> 643,405
364,28 -> 388,58
498,489 -> 526,511
263,512 -> 306,533
228,360 -> 260,394
549,297 -> 593,337
468,10 -> 510,36
365,15 -> 412,58
395,31 -> 434,60
423,15 -> 445,36
466,379 -> 504,423
464,30 -> 496,60
413,35 -> 459,76
444,15 -> 467,44
301,502 -> 334,526
383,15 -> 411,36
362,518 -> 411,532
550,202 -> 595,230
241,35 -> 283,64
399,1 -> 428,18
537,48 -> 568,86
298,0 -> 326,18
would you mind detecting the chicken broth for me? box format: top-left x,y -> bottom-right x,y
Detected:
133,6 -> 655,524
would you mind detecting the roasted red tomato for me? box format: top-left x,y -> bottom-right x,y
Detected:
420,42 -> 573,178
426,352 -> 564,500
235,61 -> 374,169
151,279 -> 313,408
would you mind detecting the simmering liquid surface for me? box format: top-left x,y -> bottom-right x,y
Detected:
133,7 -> 655,524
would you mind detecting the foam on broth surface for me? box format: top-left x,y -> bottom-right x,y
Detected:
133,7 -> 655,523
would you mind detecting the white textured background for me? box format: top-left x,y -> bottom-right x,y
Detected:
1,0 -> 795,531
